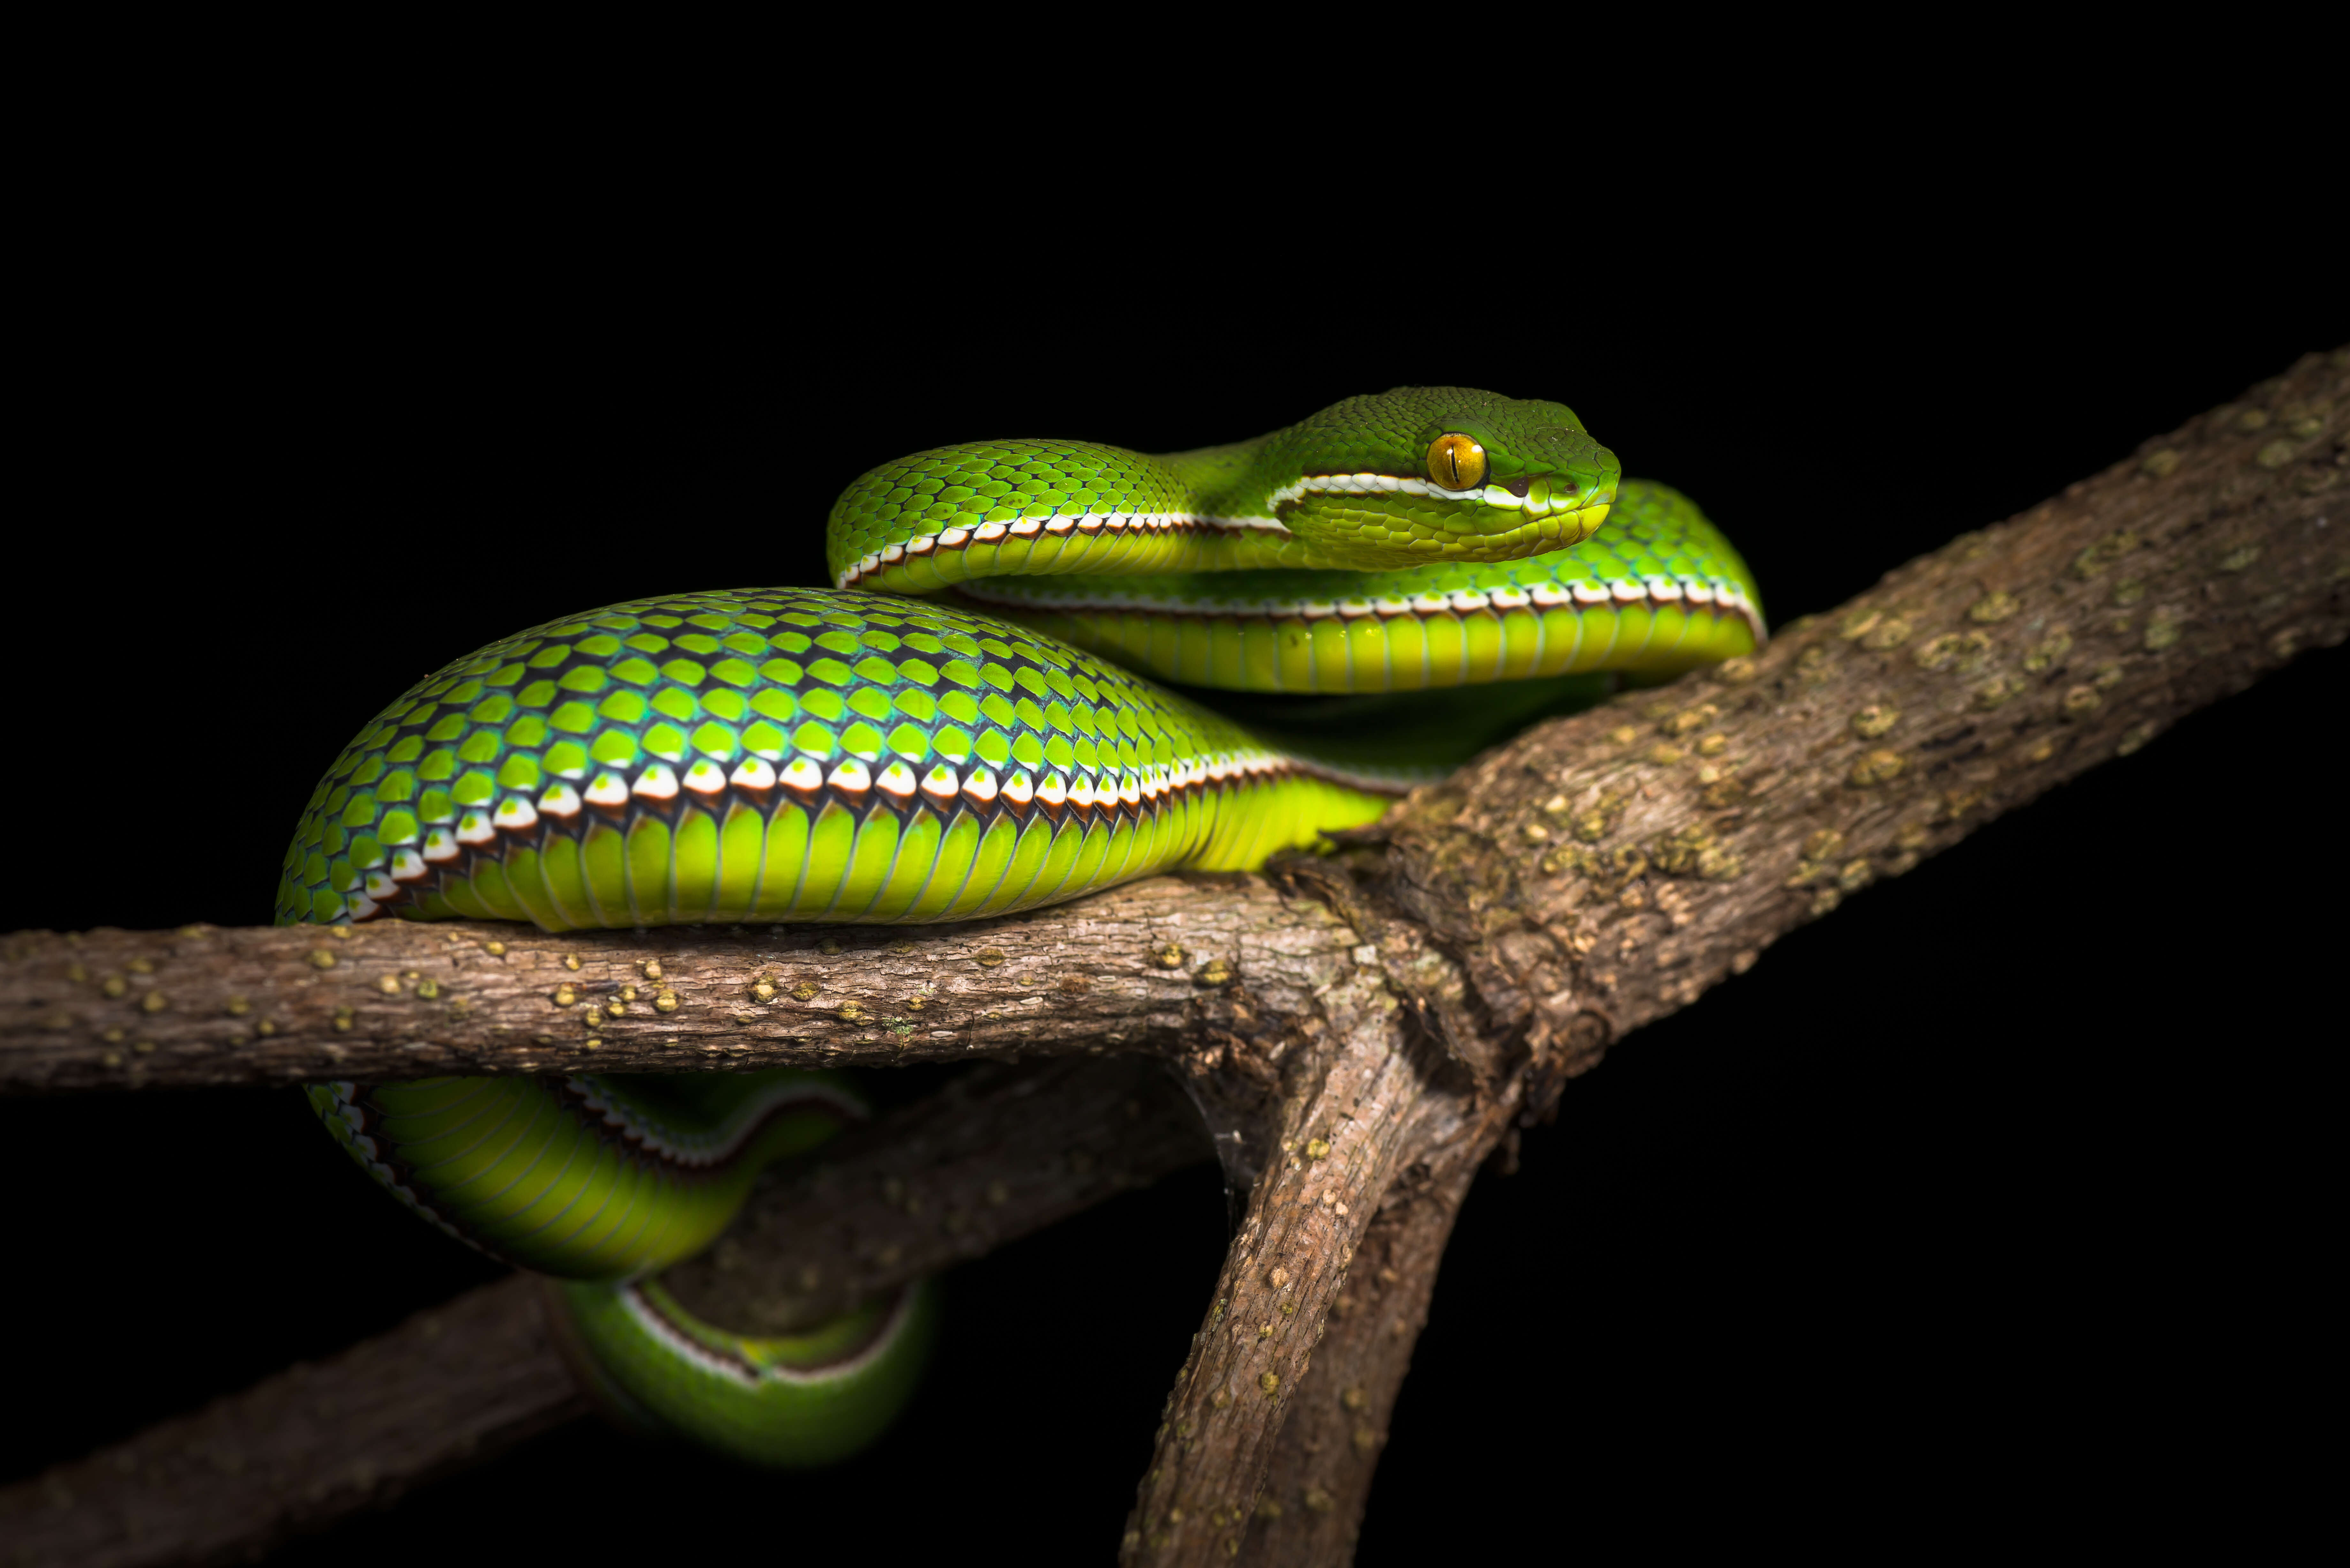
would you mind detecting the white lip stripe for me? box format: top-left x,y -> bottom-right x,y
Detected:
836,512 -> 1294,586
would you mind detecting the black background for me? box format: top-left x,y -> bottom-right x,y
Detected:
6,212 -> 2339,1563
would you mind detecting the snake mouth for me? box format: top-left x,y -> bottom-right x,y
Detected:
1270,470 -> 1616,529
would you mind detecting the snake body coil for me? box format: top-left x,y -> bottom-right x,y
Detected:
284,389 -> 1761,1463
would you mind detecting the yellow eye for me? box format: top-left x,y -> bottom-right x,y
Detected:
1425,433 -> 1488,491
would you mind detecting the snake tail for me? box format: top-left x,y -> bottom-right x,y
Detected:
307,1068 -> 934,1465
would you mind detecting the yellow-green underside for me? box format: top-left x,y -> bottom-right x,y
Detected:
399,774 -> 1388,934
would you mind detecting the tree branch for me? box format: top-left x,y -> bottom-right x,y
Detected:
0,1276 -> 580,1568
1,877 -> 1356,1094
0,1054 -> 1213,1567
1,351 -> 2339,1567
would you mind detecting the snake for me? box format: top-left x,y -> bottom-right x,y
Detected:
281,388 -> 1762,1465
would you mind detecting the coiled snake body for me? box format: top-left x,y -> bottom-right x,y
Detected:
284,389 -> 1761,1462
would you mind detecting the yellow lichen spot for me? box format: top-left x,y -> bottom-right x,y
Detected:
1305,1138 -> 1331,1160
1197,957 -> 1235,986
2071,530 -> 2141,579
1848,749 -> 1905,787
2139,448 -> 2183,479
1803,829 -> 1844,862
128,957 -> 155,975
582,1037 -> 602,1052
1260,1373 -> 1281,1395
2144,617 -> 2182,652
2094,663 -> 2125,690
2254,439 -> 2296,469
562,954 -> 581,971
2062,686 -> 2101,717
484,941 -> 507,956
1863,615 -> 1915,650
1973,674 -> 2028,710
1849,704 -> 1899,739
1696,733 -> 1728,758
1607,724 -> 1640,746
653,991 -> 679,1014
2117,721 -> 2161,757
816,938 -> 842,955
101,975 -> 127,998
1840,610 -> 1882,641
641,960 -> 664,981
2233,407 -> 2270,433
1837,859 -> 1875,893
749,977 -> 777,1003
1661,703 -> 1719,737
2111,579 -> 2147,607
1647,743 -> 1685,766
307,950 -> 336,971
2023,630 -> 2073,673
1968,591 -> 2019,623
1914,634 -> 1963,671
2218,544 -> 2262,572
1520,821 -> 1550,843
329,927 -> 354,941
1715,656 -> 1758,684
139,991 -> 166,1013
332,1008 -> 354,1033
906,993 -> 929,1011
791,981 -> 820,1002
1153,942 -> 1185,969
836,999 -> 864,1022
375,975 -> 401,996
225,996 -> 251,1016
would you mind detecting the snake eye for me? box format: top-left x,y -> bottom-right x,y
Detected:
1425,433 -> 1488,491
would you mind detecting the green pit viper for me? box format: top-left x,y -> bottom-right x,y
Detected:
283,388 -> 1762,1464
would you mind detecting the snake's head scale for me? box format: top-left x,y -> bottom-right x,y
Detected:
1262,387 -> 1621,568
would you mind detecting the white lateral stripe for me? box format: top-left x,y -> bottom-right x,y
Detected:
959,573 -> 1762,636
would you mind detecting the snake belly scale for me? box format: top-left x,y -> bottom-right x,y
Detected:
281,388 -> 1762,1464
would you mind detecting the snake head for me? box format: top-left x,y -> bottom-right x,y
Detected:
1259,387 -> 1620,568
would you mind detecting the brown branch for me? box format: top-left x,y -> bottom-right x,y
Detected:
663,1052 -> 1211,1330
1239,1135 -> 1486,1563
1113,347 -> 2346,1564
1,351 -> 2340,1567
0,1276 -> 582,1568
0,1055 -> 1211,1568
0,877 -> 1357,1094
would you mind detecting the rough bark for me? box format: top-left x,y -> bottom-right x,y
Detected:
0,1276 -> 581,1568
0,877 -> 1354,1095
0,1055 -> 1211,1568
663,1052 -> 1212,1331
2,350 -> 2341,1567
